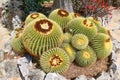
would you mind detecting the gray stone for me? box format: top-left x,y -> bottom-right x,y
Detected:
4,59 -> 20,77
0,49 -> 4,62
111,62 -> 120,80
88,78 -> 95,80
1,0 -> 24,30
111,51 -> 117,61
17,57 -> 29,80
4,38 -> 12,53
28,69 -> 46,80
96,71 -> 111,80
75,75 -> 87,80
112,39 -> 120,52
45,73 -> 66,80
0,62 -> 6,77
12,15 -> 22,30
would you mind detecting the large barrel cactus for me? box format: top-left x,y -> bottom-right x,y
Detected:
22,18 -> 63,57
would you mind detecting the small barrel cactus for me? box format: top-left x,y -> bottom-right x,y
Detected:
63,32 -> 72,43
75,46 -> 97,67
90,33 -> 113,59
71,34 -> 89,50
25,12 -> 47,26
11,28 -> 26,54
49,9 -> 73,30
62,43 -> 76,62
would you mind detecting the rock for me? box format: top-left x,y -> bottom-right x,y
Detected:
0,49 -> 5,62
96,71 -> 111,80
111,51 -> 117,61
0,77 -> 22,80
88,78 -> 96,80
28,69 -> 46,80
1,0 -> 24,30
75,75 -> 87,80
4,59 -> 20,77
17,57 -> 46,80
0,28 -> 10,50
109,61 -> 120,80
17,57 -> 29,80
4,38 -> 12,53
12,15 -> 23,30
112,38 -> 120,53
45,73 -> 66,80
0,59 -> 21,79
0,62 -> 6,77
4,77 -> 22,80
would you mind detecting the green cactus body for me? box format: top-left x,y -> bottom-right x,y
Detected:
40,48 -> 70,74
97,26 -> 111,35
75,46 -> 97,67
25,12 -> 47,26
22,18 -> 63,57
11,29 -> 26,54
63,32 -> 72,43
70,12 -> 80,19
71,34 -> 89,50
87,17 -> 101,27
87,17 -> 110,35
49,9 -> 72,30
90,33 -> 113,59
62,43 -> 76,62
67,18 -> 97,41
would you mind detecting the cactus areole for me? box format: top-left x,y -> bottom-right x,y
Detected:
34,19 -> 53,34
30,13 -> 39,19
50,54 -> 63,67
58,9 -> 69,17
74,13 -> 80,17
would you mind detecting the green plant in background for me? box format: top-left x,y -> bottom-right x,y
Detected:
23,0 -> 42,18
39,0 -> 48,4
71,0 -> 119,18
39,0 -> 54,4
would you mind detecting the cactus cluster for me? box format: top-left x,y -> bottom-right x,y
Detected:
11,9 -> 113,74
